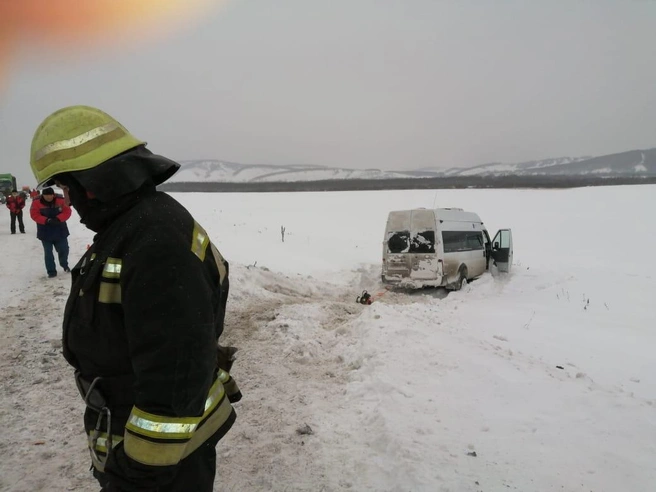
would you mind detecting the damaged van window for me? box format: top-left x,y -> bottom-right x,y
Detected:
387,231 -> 410,253
410,231 -> 436,253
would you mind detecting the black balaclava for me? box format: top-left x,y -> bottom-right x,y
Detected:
55,146 -> 180,232
55,173 -> 103,230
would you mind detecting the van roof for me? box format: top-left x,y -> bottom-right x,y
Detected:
388,208 -> 482,222
386,208 -> 484,232
435,208 -> 482,223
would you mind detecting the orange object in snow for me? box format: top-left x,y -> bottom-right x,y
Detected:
356,287 -> 390,305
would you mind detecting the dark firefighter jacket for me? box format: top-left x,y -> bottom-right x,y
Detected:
63,188 -> 240,491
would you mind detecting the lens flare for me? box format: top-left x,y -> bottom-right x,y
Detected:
0,0 -> 221,89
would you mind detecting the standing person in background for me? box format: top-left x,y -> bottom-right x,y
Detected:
30,187 -> 71,277
6,189 -> 26,234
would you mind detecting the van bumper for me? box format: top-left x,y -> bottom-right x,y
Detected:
382,272 -> 444,289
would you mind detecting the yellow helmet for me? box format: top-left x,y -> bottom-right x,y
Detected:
30,105 -> 145,186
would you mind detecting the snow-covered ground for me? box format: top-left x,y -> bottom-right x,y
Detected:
1,185 -> 655,491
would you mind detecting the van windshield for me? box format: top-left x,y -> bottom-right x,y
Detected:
387,230 -> 436,254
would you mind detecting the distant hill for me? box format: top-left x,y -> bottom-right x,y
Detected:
169,161 -> 424,183
168,147 -> 656,183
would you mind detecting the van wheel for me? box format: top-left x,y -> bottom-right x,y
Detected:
453,268 -> 468,291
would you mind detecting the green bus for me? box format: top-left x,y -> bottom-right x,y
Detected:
0,173 -> 17,202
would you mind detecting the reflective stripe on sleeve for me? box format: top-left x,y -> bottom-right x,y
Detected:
98,282 -> 121,304
98,258 -> 122,303
102,258 -> 122,279
123,378 -> 231,466
126,412 -> 198,440
122,433 -> 189,467
181,393 -> 233,459
210,244 -> 228,284
203,378 -> 224,412
191,222 -> 210,261
217,369 -> 230,384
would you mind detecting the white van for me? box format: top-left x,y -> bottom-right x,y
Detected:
382,208 -> 512,289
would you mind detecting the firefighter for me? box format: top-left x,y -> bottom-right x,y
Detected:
6,189 -> 26,233
29,105 -> 241,492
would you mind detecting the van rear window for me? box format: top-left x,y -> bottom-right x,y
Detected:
410,231 -> 435,253
387,231 -> 436,254
387,231 -> 410,253
443,231 -> 484,253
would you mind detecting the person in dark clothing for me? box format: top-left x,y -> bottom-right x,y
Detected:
30,187 -> 71,277
29,105 -> 240,492
6,189 -> 26,234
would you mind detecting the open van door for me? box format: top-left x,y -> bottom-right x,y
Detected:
491,229 -> 513,273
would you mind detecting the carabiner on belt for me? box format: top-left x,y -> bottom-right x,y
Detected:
90,406 -> 113,466
76,374 -> 114,467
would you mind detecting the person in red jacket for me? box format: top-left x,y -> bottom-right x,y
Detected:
30,187 -> 72,277
6,189 -> 26,234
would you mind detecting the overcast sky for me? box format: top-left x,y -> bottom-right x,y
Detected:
1,0 -> 655,185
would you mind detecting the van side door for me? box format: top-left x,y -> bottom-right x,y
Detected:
466,230 -> 487,277
491,229 -> 513,272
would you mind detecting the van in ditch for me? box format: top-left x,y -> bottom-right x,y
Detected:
382,208 -> 512,289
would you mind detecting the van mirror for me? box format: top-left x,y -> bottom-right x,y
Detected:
493,242 -> 500,250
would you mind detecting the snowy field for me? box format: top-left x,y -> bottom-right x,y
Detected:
1,185 -> 655,492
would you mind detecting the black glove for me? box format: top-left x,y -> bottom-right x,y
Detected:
46,217 -> 61,225
217,345 -> 238,372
